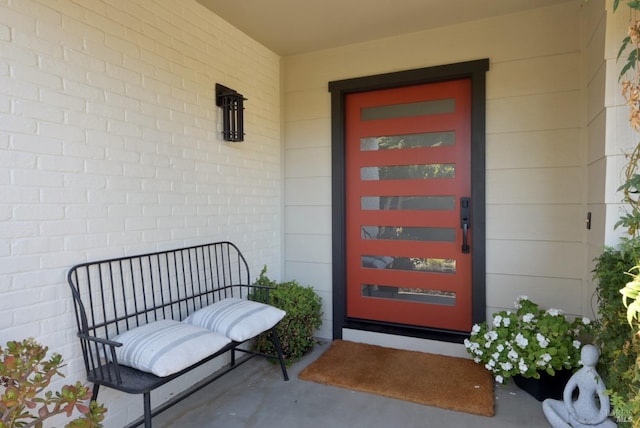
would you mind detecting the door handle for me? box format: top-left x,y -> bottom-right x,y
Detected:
460,197 -> 470,254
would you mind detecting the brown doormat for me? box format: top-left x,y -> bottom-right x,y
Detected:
299,340 -> 495,417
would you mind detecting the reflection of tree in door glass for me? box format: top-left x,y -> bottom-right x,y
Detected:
360,133 -> 456,181
360,132 -> 455,151
361,254 -> 456,274
380,134 -> 455,179
370,225 -> 455,242
391,257 -> 455,273
361,164 -> 455,181
361,284 -> 456,306
412,257 -> 455,273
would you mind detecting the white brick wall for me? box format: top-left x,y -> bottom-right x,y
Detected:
0,0 -> 282,425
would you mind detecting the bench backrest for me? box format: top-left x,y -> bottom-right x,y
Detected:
67,241 -> 251,345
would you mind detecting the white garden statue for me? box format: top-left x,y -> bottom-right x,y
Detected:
542,344 -> 616,428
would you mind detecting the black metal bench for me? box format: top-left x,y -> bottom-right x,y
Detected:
67,241 -> 289,428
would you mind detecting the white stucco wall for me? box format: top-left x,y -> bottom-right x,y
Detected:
282,1 -> 605,340
0,0 -> 282,426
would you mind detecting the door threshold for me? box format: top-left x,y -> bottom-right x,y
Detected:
342,328 -> 469,359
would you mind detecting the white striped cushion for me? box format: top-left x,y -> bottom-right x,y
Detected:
113,319 -> 231,377
183,297 -> 286,342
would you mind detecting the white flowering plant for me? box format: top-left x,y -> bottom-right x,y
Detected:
464,296 -> 593,384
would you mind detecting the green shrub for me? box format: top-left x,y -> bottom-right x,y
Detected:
593,237 -> 640,426
251,266 -> 323,363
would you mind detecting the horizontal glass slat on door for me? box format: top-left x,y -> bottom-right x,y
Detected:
360,132 -> 455,151
361,196 -> 456,211
361,164 -> 455,180
361,225 -> 455,242
360,255 -> 456,273
361,99 -> 456,121
361,284 -> 456,306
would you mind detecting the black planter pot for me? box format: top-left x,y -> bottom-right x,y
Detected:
512,369 -> 573,401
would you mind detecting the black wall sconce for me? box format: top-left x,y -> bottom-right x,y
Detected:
216,83 -> 246,142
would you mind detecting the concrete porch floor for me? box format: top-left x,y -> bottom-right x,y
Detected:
152,340 -> 550,428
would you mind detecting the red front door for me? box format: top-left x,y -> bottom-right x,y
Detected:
345,78 -> 472,332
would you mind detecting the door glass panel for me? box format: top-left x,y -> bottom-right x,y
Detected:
361,255 -> 456,273
361,164 -> 455,180
361,196 -> 455,211
361,284 -> 456,306
362,225 -> 455,242
361,99 -> 455,121
360,132 -> 455,150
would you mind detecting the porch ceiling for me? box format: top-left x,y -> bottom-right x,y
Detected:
196,0 -> 574,56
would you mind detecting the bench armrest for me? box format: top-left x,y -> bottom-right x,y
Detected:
216,283 -> 276,303
77,333 -> 125,384
78,333 -> 123,348
246,284 -> 276,304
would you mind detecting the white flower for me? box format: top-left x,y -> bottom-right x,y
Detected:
496,344 -> 504,352
493,315 -> 503,327
518,359 -> 528,373
546,308 -> 560,316
522,313 -> 535,323
486,360 -> 496,369
582,317 -> 591,325
492,352 -> 500,360
464,340 -> 481,354
500,361 -> 513,371
508,350 -> 519,361
495,375 -> 504,384
536,333 -> 549,348
471,324 -> 481,335
515,333 -> 528,349
502,317 -> 511,327
515,295 -> 528,309
573,340 -> 581,349
536,353 -> 552,367
474,357 -> 481,363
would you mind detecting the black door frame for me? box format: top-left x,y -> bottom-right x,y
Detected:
328,59 -> 490,343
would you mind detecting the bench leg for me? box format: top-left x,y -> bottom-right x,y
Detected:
91,383 -> 100,401
271,327 -> 289,381
143,392 -> 152,428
